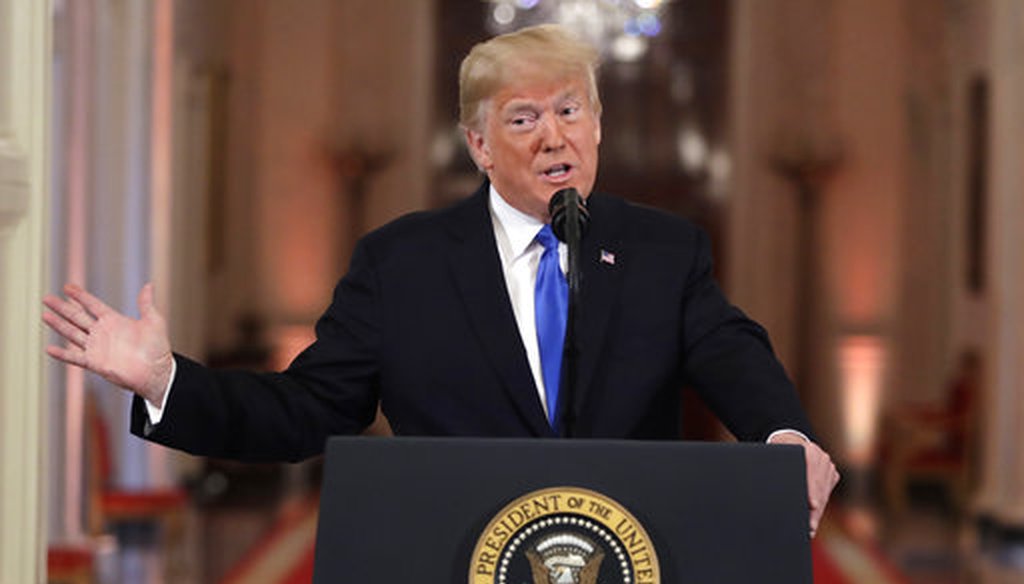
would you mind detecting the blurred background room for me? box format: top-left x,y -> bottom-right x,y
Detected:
3,0 -> 1023,582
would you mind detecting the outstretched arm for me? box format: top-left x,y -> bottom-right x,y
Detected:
42,283 -> 174,405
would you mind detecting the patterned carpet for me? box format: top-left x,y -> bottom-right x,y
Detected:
218,495 -> 319,584
219,496 -> 909,584
813,518 -> 911,584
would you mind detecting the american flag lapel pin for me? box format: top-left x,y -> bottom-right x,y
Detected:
599,249 -> 616,265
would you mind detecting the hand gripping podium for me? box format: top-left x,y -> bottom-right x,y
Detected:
313,437 -> 812,583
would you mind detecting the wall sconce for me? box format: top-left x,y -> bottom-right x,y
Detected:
271,325 -> 318,372
837,335 -> 887,468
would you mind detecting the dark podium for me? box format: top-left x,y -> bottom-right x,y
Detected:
313,437 -> 811,583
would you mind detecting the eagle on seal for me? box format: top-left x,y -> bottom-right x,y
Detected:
526,533 -> 605,584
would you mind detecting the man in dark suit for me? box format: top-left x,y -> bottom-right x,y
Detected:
44,24 -> 838,535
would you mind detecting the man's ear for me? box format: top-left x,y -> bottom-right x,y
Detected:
463,127 -> 492,171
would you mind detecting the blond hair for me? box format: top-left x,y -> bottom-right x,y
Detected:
459,24 -> 602,131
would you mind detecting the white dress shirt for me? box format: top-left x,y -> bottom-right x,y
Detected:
488,184 -> 566,419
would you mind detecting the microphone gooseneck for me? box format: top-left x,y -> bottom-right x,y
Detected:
547,188 -> 588,437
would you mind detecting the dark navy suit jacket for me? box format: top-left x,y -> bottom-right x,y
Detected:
132,182 -> 812,462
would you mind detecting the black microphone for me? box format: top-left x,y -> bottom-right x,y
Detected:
548,188 -> 590,244
547,188 -> 588,437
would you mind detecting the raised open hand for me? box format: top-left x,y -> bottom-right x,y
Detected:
42,283 -> 174,405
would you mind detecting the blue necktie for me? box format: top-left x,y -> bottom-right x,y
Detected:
535,224 -> 568,429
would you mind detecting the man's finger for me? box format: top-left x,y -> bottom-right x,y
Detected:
42,294 -> 94,332
137,283 -> 158,319
810,506 -> 825,532
64,284 -> 114,319
46,345 -> 88,369
42,311 -> 88,349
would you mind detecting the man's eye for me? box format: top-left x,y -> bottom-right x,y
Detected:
509,115 -> 536,128
561,105 -> 579,117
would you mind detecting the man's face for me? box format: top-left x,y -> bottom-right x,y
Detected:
465,68 -> 601,222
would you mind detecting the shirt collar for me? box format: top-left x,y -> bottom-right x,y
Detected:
489,183 -> 545,259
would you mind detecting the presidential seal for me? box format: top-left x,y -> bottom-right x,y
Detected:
469,486 -> 660,584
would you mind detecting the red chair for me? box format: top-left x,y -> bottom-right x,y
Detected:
881,352 -> 981,514
84,394 -> 190,572
47,544 -> 94,584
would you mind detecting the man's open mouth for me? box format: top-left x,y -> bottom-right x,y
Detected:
543,163 -> 572,178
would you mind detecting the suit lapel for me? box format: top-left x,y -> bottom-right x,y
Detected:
571,194 -> 625,428
444,184 -> 554,437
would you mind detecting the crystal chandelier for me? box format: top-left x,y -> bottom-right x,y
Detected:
484,0 -> 671,62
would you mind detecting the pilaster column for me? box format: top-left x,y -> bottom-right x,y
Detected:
975,0 -> 1024,526
0,0 -> 51,580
